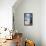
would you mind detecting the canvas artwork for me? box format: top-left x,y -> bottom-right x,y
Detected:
24,13 -> 33,26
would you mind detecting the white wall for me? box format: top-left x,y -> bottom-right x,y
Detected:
13,0 -> 41,46
0,0 -> 16,30
41,0 -> 46,46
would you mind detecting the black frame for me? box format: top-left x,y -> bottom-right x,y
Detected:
24,13 -> 33,26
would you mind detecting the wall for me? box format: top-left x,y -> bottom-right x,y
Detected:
0,0 -> 16,30
41,0 -> 46,46
13,0 -> 41,46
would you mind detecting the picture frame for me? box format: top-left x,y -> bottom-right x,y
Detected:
24,13 -> 33,26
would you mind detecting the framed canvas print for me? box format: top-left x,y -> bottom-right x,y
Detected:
24,13 -> 33,26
